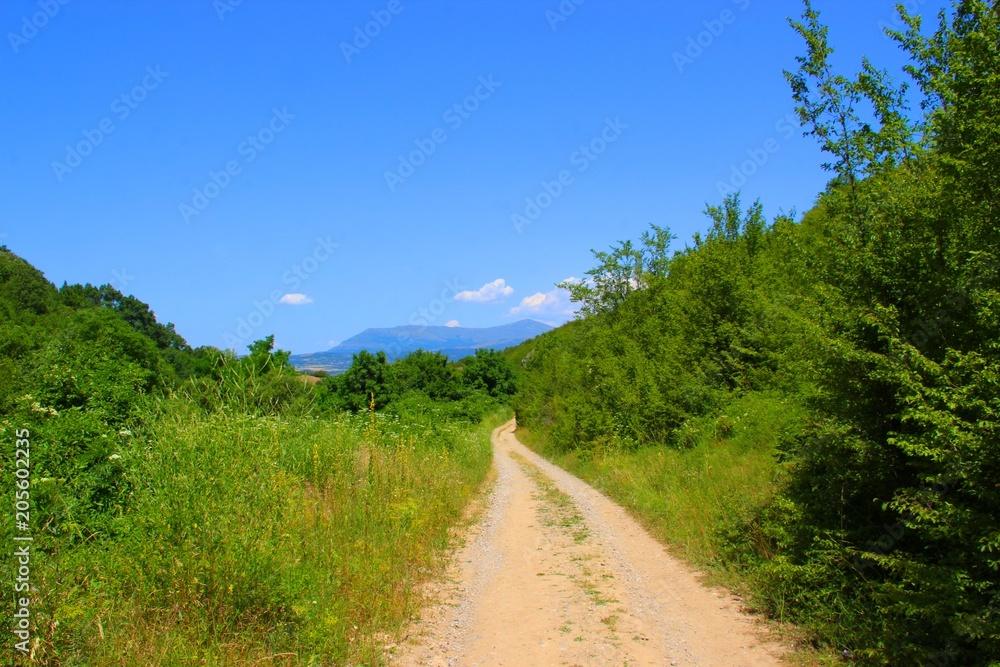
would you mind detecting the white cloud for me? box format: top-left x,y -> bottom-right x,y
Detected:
455,278 -> 513,303
508,283 -> 578,322
514,292 -> 550,311
445,320 -> 460,327
279,293 -> 314,305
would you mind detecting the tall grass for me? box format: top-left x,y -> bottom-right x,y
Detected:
517,392 -> 801,577
517,392 -> 849,662
20,399 -> 505,665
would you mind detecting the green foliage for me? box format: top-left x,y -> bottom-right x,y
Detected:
0,245 -> 60,318
57,281 -> 219,380
322,347 -> 518,415
459,347 -> 517,399
327,349 -> 397,412
558,224 -> 673,316
389,387 -> 505,426
513,195 -> 799,452
1,399 -> 505,665
393,349 -> 460,400
3,307 -> 166,542
58,283 -> 190,352
513,2 -> 1000,663
0,247 -> 508,664
182,335 -> 313,417
786,0 -> 917,194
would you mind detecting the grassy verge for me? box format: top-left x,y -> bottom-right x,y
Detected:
518,393 -> 793,567
19,401 -> 509,665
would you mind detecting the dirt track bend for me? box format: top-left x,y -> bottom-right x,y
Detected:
389,419 -> 786,666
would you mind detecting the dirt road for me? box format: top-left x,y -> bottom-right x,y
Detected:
389,420 -> 786,666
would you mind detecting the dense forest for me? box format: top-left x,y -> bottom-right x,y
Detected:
509,1 -> 999,664
0,246 -> 516,664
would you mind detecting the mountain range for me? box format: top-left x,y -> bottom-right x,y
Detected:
288,319 -> 553,373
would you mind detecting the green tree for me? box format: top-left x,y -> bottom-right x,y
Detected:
332,350 -> 398,411
59,283 -> 191,352
559,224 -> 674,316
0,246 -> 60,318
461,348 -> 516,399
763,2 -> 1000,661
244,335 -> 292,375
393,349 -> 460,400
785,0 -> 916,206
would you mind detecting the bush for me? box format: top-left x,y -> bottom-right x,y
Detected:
460,348 -> 517,399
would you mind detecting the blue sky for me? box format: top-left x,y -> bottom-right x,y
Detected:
1,0 -> 948,353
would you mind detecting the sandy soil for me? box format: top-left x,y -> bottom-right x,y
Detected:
388,419 -> 788,666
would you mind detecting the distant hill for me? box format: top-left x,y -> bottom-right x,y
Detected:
289,319 -> 553,374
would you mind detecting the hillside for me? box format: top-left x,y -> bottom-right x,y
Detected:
290,319 -> 552,373
0,245 -> 514,664
508,5 -> 1000,663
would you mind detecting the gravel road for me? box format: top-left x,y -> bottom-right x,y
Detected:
389,419 -> 787,666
